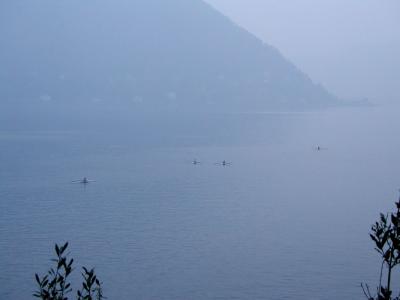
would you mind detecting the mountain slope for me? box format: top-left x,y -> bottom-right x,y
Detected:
0,0 -> 337,111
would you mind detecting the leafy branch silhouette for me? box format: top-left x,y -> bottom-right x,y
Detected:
362,199 -> 400,300
34,242 -> 104,300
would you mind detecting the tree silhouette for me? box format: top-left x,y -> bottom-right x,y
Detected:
362,199 -> 400,300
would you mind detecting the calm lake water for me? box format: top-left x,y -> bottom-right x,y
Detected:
1,106 -> 399,299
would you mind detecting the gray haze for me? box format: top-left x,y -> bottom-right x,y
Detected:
1,106 -> 399,299
0,0 -> 337,112
1,1 -> 400,299
206,0 -> 400,104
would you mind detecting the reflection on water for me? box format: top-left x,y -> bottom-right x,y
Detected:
0,107 -> 399,299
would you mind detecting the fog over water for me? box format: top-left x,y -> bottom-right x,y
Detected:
1,107 -> 400,299
0,1 -> 399,299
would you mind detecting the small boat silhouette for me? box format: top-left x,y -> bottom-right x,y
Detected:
215,160 -> 231,166
192,159 -> 201,165
72,177 -> 95,184
315,146 -> 327,151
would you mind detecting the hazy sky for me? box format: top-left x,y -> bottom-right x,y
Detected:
206,0 -> 400,103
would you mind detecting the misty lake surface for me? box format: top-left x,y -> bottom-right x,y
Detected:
1,106 -> 400,299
